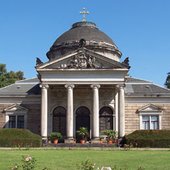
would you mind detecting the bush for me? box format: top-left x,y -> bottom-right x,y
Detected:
101,130 -> 116,141
49,132 -> 62,143
126,130 -> 170,148
76,127 -> 89,140
0,128 -> 42,147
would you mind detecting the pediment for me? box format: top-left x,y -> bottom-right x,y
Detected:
137,104 -> 163,113
4,104 -> 28,113
37,49 -> 128,70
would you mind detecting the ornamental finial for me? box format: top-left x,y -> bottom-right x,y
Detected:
80,8 -> 89,22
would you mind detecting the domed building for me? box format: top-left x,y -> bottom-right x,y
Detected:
0,18 -> 170,143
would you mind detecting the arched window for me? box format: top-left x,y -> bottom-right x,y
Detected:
53,106 -> 66,136
99,106 -> 113,132
76,106 -> 90,132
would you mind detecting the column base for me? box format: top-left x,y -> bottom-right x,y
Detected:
91,138 -> 100,144
42,137 -> 48,146
64,138 -> 76,144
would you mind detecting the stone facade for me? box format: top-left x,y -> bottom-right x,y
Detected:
0,104 -> 11,128
125,99 -> 170,134
22,104 -> 41,134
46,85 -> 117,139
0,103 -> 41,134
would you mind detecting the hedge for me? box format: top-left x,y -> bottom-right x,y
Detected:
126,130 -> 170,148
0,128 -> 42,147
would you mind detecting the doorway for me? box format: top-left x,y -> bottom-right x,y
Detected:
76,106 -> 90,133
53,106 -> 66,136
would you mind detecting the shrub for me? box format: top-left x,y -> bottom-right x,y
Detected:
49,132 -> 62,143
76,127 -> 89,140
21,155 -> 36,170
11,155 -> 36,170
0,128 -> 42,147
126,130 -> 170,148
79,159 -> 96,170
101,130 -> 116,141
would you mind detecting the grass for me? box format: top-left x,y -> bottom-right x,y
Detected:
0,148 -> 170,170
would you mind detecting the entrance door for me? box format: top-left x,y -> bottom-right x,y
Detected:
76,106 -> 90,133
53,106 -> 66,136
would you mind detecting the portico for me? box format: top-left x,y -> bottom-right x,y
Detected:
39,82 -> 126,142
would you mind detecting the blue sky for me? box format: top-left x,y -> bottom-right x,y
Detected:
0,0 -> 170,86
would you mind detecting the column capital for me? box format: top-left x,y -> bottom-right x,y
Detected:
91,84 -> 100,89
40,84 -> 49,89
119,85 -> 125,89
116,84 -> 125,89
65,84 -> 75,89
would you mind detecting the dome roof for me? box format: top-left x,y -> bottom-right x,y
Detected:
53,22 -> 115,46
47,21 -> 121,60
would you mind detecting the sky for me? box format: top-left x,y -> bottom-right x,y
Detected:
0,0 -> 170,86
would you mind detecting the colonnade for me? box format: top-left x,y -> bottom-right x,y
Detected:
40,84 -> 125,142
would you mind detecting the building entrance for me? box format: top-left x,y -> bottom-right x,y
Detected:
76,106 -> 90,134
53,106 -> 66,136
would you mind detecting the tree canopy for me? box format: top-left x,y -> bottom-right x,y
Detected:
0,64 -> 25,88
165,72 -> 170,89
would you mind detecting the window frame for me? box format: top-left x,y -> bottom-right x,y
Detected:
141,115 -> 159,130
138,104 -> 163,130
8,114 -> 25,129
139,112 -> 162,130
4,105 -> 28,129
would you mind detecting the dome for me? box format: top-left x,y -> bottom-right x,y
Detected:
47,21 -> 121,60
54,22 -> 115,46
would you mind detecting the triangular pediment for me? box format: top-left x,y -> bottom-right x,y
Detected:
4,104 -> 28,113
37,49 -> 128,70
137,104 -> 163,113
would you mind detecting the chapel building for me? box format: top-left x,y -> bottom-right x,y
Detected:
0,19 -> 170,143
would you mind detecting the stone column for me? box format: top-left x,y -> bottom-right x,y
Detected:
40,84 -> 49,140
65,84 -> 75,143
114,87 -> 119,132
119,85 -> 125,137
91,84 -> 100,142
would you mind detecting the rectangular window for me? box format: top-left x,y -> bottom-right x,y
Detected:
151,116 -> 159,130
9,115 -> 24,129
9,116 -> 16,128
142,115 -> 159,130
142,116 -> 149,130
17,115 -> 24,128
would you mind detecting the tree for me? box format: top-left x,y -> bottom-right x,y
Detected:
0,64 -> 7,75
0,64 -> 25,88
165,72 -> 170,89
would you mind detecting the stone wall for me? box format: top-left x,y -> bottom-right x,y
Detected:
48,85 -> 115,113
0,103 -> 41,135
22,104 -> 41,135
161,104 -> 170,129
125,103 -> 141,134
125,102 -> 170,135
0,104 -> 11,128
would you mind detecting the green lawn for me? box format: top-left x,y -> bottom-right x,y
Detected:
0,149 -> 170,170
